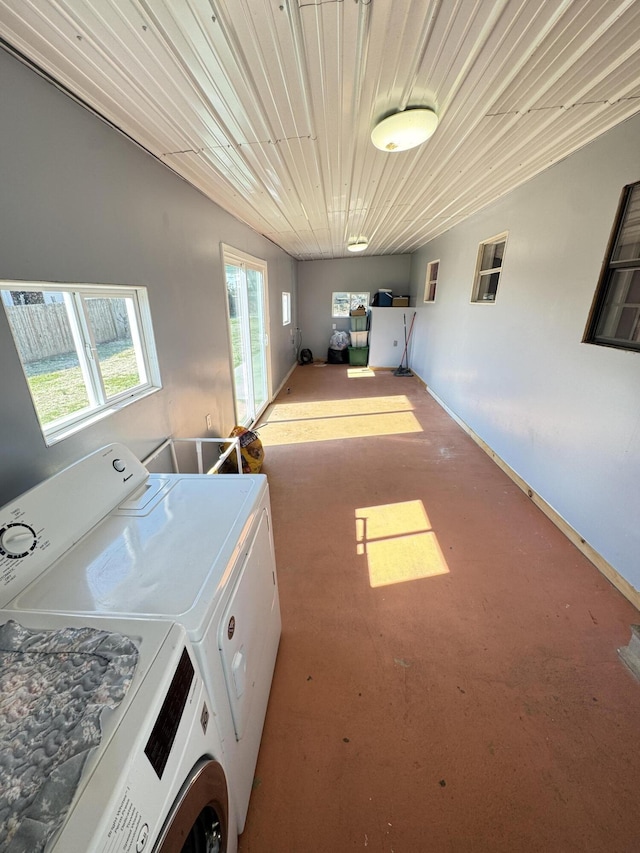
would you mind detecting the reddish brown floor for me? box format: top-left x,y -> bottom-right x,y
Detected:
238,365 -> 640,853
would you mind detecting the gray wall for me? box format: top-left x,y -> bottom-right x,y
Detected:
0,48 -> 296,506
408,113 -> 640,595
297,256 -> 412,358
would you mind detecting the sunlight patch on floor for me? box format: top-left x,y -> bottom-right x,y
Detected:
266,395 -> 414,422
355,500 -> 450,587
259,394 -> 422,445
347,367 -> 375,378
261,411 -> 422,445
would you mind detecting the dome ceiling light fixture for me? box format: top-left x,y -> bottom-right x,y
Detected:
347,238 -> 369,253
371,107 -> 439,152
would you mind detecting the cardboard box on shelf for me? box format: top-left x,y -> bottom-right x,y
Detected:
350,308 -> 366,316
392,297 -> 409,307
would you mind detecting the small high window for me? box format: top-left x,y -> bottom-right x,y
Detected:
332,291 -> 370,318
2,282 -> 161,443
584,181 -> 640,352
471,233 -> 507,303
282,291 -> 291,325
423,260 -> 439,302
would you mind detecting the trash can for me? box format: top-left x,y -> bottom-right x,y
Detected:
328,347 -> 349,364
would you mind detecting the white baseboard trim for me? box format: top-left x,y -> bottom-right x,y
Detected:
420,377 -> 640,612
271,361 -> 298,400
251,361 -> 298,431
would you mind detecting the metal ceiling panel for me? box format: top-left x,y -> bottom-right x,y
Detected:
1,0 -> 639,259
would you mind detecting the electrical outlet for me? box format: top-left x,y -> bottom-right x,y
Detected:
332,323 -> 336,329
206,414 -> 212,431
393,340 -> 398,346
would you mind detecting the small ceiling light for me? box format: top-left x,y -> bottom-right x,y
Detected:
347,239 -> 369,253
371,107 -> 439,152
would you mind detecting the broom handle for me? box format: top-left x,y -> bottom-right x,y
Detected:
399,311 -> 417,367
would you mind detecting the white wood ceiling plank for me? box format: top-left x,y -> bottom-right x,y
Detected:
359,3 -> 576,240
161,150 -> 288,230
133,1 -> 272,146
213,0 -> 311,141
260,138 -> 327,229
390,97 -> 640,252
419,0 -> 484,97
491,0 -> 639,113
531,17 -> 640,110
588,70 -> 640,105
0,0 -> 190,147
300,3 -> 352,179
2,0 -> 640,258
430,0 -> 539,117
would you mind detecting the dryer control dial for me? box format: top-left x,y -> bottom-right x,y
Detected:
0,522 -> 38,559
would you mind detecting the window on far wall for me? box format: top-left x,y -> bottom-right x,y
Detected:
331,291 -> 370,318
584,181 -> 640,352
1,282 -> 160,444
471,233 -> 508,303
423,260 -> 439,302
282,291 -> 291,325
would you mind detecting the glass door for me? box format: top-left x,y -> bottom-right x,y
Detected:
223,247 -> 270,426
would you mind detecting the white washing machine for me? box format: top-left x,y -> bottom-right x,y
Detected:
0,610 -> 235,852
0,443 -> 281,848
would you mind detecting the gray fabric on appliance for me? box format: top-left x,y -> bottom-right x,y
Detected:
0,619 -> 139,853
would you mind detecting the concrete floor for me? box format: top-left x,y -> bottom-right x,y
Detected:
238,365 -> 640,853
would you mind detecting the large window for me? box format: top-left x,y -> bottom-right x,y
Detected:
332,291 -> 370,318
584,181 -> 640,352
2,282 -> 160,443
471,233 -> 507,303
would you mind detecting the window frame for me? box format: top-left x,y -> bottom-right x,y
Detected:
583,180 -> 640,353
331,291 -> 370,318
282,291 -> 291,326
423,260 -> 440,303
471,232 -> 508,303
1,280 -> 161,444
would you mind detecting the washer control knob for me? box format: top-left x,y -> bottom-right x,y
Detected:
0,523 -> 37,558
113,458 -> 126,473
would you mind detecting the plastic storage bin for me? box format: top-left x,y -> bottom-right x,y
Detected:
350,315 -> 367,331
348,346 -> 369,366
350,330 -> 368,347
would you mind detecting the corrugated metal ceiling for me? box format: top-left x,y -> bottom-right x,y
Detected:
1,0 -> 639,259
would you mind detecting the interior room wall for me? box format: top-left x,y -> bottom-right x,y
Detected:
0,48 -> 297,506
297,256 -> 412,359
408,112 -> 640,595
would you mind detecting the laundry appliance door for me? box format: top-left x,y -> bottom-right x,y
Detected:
155,758 -> 229,853
218,508 -> 279,741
